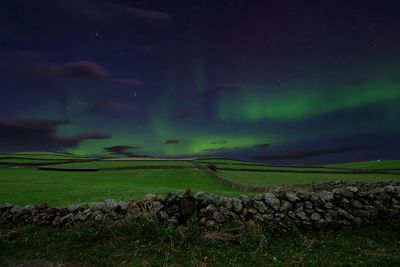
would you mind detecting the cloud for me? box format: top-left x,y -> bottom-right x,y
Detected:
104,145 -> 153,158
56,133 -> 111,147
104,145 -> 140,157
115,78 -> 144,87
165,139 -> 180,145
210,141 -> 228,145
0,52 -> 108,88
59,0 -> 170,24
86,101 -> 136,114
253,143 -> 270,149
60,61 -> 108,79
0,118 -> 111,151
202,146 -> 241,152
252,145 -> 367,160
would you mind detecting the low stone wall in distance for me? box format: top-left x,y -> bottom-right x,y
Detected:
1,181 -> 400,230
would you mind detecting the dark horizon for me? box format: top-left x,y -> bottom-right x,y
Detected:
1,0 -> 400,164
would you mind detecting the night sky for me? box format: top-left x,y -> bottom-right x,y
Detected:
1,0 -> 400,164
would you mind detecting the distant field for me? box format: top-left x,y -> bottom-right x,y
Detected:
195,158 -> 261,165
0,152 -> 93,165
324,160 -> 400,170
1,152 -> 399,205
6,152 -> 90,159
42,160 -> 195,169
0,167 -> 237,206
0,158 -> 86,165
219,170 -> 400,186
196,158 -> 400,174
200,163 -> 352,173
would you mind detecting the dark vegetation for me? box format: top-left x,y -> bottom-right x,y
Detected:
207,164 -> 218,172
1,218 -> 400,266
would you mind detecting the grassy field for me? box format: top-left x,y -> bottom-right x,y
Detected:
1,219 -> 399,266
0,152 -> 399,206
0,152 -> 93,165
218,170 -> 400,186
324,160 -> 400,170
0,158 -> 86,165
3,152 -> 91,159
201,163 -> 356,173
0,167 -> 237,206
197,158 -> 400,169
42,160 -> 195,169
195,158 -> 263,165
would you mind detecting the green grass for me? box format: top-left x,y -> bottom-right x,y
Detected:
197,158 -> 400,171
0,152 -> 93,164
44,160 -> 195,169
0,167 -> 237,206
4,154 -> 92,160
219,170 -> 400,186
206,163 -> 362,173
1,153 -> 400,206
324,160 -> 400,170
6,151 -> 90,158
0,158 -> 86,165
195,158 -> 262,165
1,219 -> 399,266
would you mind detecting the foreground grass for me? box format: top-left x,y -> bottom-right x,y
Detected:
1,219 -> 399,266
219,170 -> 400,186
0,167 -> 237,206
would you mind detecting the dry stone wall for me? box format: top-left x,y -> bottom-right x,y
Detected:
1,181 -> 400,230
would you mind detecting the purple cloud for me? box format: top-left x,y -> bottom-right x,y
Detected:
59,0 -> 170,24
0,52 -> 108,88
253,143 -> 270,149
0,118 -> 111,150
165,139 -> 180,145
104,145 -> 140,157
60,61 -> 108,79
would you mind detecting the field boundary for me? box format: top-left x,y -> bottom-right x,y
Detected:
38,165 -> 199,171
0,157 -> 88,161
2,181 -> 400,232
0,159 -> 97,167
195,158 -> 400,172
193,162 -> 400,192
215,167 -> 400,175
193,161 -> 266,192
38,167 -> 99,172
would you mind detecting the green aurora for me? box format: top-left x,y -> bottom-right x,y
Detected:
55,61 -> 400,157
